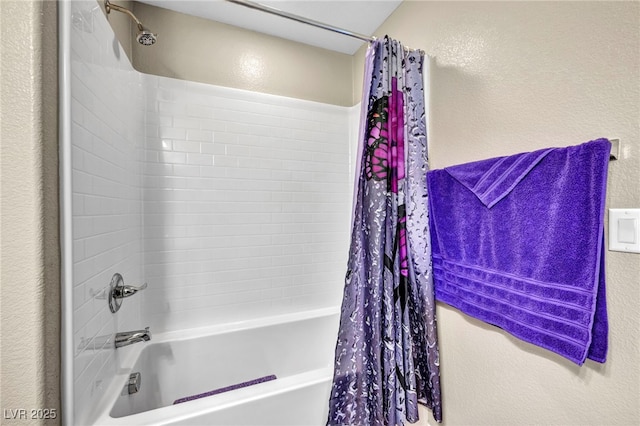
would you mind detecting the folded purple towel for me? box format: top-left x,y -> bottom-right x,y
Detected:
427,139 -> 610,365
173,375 -> 277,405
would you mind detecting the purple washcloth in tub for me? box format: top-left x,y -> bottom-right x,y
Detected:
173,375 -> 277,404
427,139 -> 610,365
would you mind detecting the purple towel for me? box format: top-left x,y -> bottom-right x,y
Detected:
173,375 -> 277,405
427,139 -> 610,365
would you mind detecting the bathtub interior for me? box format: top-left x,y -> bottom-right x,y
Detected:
167,379 -> 333,426
109,311 -> 340,419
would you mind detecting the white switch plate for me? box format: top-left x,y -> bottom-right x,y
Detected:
609,208 -> 640,253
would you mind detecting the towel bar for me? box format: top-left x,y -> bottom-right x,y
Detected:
609,138 -> 620,160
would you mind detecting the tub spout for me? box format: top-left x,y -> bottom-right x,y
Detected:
115,327 -> 151,348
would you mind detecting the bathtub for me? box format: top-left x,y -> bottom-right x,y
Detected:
91,308 -> 340,425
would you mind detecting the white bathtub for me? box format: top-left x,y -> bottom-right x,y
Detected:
91,308 -> 340,425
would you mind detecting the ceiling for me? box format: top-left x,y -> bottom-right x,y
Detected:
136,0 -> 402,55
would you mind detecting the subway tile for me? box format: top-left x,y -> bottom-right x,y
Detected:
168,164 -> 199,178
172,140 -> 200,153
198,165 -> 226,178
237,134 -> 265,147
225,144 -> 252,157
144,150 -> 158,163
171,114 -> 200,129
158,151 -> 187,165
200,119 -> 226,132
143,162 -> 173,176
199,142 -> 224,155
71,5 -> 145,421
159,127 -> 186,140
212,132 -> 239,145
146,138 -> 174,151
186,153 -> 214,166
238,157 -> 283,170
158,101 -> 187,116
186,104 -> 214,119
186,129 -> 214,142
72,11 -> 351,402
211,155 -> 238,168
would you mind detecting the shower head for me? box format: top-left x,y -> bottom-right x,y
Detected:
136,28 -> 157,46
105,0 -> 157,46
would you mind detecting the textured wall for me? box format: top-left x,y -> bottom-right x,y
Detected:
363,2 -> 640,425
0,0 -> 60,424
142,76 -> 352,332
128,2 -> 354,107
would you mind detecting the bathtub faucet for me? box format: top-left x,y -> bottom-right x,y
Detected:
115,327 -> 151,348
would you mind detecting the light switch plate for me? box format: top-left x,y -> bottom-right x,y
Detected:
609,208 -> 640,253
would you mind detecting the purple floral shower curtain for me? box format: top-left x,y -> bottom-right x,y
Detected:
328,37 -> 442,425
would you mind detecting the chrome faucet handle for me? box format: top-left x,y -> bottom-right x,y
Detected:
113,282 -> 147,299
108,273 -> 148,313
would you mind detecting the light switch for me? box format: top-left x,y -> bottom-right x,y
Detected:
618,218 -> 637,244
609,209 -> 640,253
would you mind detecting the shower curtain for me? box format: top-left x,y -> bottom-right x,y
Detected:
328,37 -> 442,425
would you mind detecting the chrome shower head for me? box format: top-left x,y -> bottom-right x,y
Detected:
136,28 -> 157,46
105,0 -> 157,46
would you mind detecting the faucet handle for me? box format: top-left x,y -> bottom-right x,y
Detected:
108,273 -> 148,313
113,282 -> 147,299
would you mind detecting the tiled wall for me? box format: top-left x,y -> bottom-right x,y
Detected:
69,1 -> 144,423
69,1 -> 354,422
142,76 -> 353,332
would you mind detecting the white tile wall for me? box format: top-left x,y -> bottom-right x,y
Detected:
69,0 -> 354,422
142,77 -> 353,332
69,1 -> 144,423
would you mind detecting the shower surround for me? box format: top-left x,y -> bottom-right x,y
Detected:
63,1 -> 353,423
142,77 -> 353,333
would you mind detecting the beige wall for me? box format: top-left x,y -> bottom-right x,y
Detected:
364,2 -> 639,425
0,0 -> 60,424
125,2 -> 354,106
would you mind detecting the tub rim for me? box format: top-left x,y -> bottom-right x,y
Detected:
88,307 -> 340,425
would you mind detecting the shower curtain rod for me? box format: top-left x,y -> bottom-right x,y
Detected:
226,0 -> 376,43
